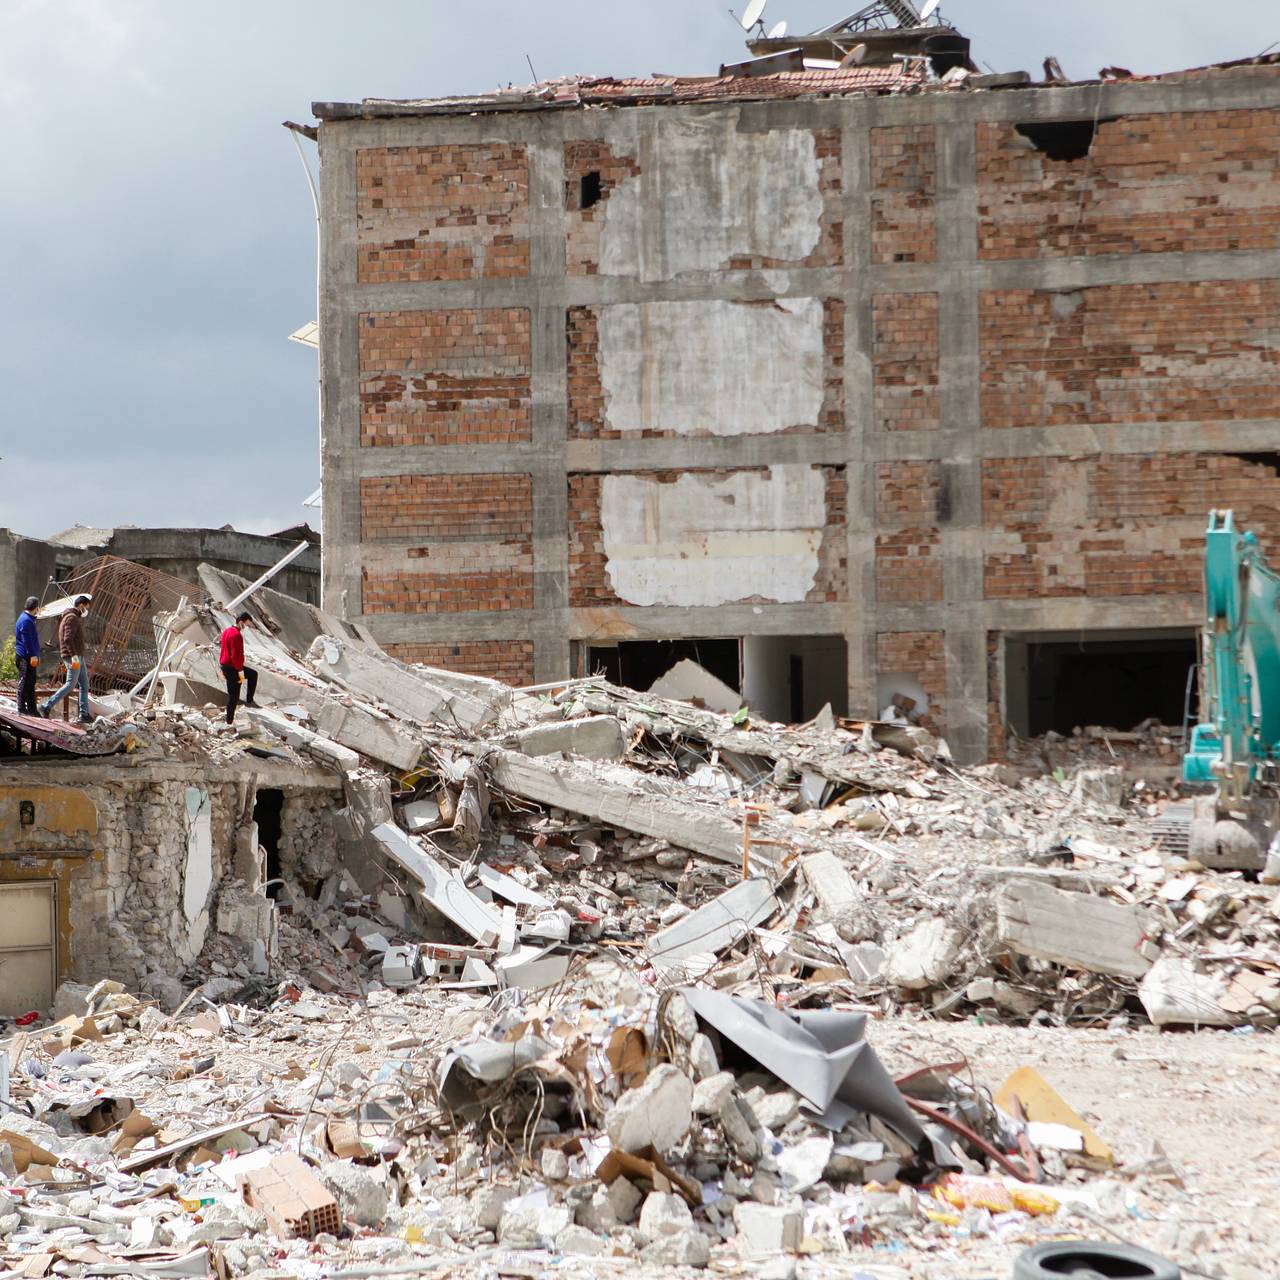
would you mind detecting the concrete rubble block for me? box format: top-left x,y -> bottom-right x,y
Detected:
307,634 -> 508,732
884,917 -> 964,990
648,659 -> 742,714
1139,957 -> 1237,1027
540,1146 -> 569,1181
499,1205 -> 572,1249
1071,766 -> 1126,808
749,1088 -> 800,1131
801,850 -> 858,914
381,945 -> 419,988
649,878 -> 777,972
606,1064 -> 694,1154
638,1190 -> 693,1239
693,1070 -> 736,1116
689,1032 -> 719,1080
510,715 -> 627,762
717,1092 -> 761,1162
641,1228 -> 711,1268
246,707 -> 361,772
471,1184 -> 517,1230
995,881 -> 1154,979
317,1159 -> 390,1228
51,982 -> 94,1022
733,1202 -> 802,1257
555,1223 -> 605,1256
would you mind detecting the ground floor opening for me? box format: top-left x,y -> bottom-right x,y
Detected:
1004,628 -> 1198,738
583,634 -> 848,723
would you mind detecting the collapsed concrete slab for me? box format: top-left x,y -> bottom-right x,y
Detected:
509,715 -> 627,762
995,881 -> 1155,979
307,635 -> 507,733
487,750 -> 791,869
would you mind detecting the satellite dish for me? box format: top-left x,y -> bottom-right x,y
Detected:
767,19 -> 788,37
741,0 -> 767,30
920,0 -> 941,20
840,42 -> 868,67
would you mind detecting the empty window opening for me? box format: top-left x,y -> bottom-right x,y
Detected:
742,635 -> 848,723
253,788 -> 283,898
588,638 -> 740,698
1015,119 -> 1108,162
1222,452 -> 1280,478
1005,631 -> 1197,739
580,171 -> 603,209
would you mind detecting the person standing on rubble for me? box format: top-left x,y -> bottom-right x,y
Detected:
219,611 -> 259,724
41,595 -> 94,723
13,596 -> 41,717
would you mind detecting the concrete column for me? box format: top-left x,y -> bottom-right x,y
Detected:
933,120 -> 988,763
526,139 -> 571,681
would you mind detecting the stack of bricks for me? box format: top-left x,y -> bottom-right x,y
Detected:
356,143 -> 529,282
358,308 -> 531,448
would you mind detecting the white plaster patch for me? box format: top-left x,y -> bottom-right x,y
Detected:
600,116 -> 822,280
601,466 -> 826,607
598,298 -> 824,437
181,787 -> 212,958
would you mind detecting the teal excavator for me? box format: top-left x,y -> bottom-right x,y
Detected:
1182,510 -> 1280,867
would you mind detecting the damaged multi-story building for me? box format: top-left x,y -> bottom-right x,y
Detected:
316,11 -> 1274,763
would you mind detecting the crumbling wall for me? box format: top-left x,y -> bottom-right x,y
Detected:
565,138 -> 642,276
877,631 -> 946,730
356,142 -> 530,282
978,108 -> 1280,259
278,788 -> 341,890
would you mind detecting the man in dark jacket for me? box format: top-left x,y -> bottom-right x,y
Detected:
219,611 -> 259,724
42,595 -> 93,723
14,597 -> 41,716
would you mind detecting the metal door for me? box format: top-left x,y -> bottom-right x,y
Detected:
0,881 -> 57,1015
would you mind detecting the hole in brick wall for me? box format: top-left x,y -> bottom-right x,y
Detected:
743,635 -> 848,722
1005,630 -> 1197,739
1222,452 -> 1280,478
1014,119 -> 1111,162
580,171 -> 603,209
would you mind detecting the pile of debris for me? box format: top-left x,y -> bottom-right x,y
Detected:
1,568 -> 1273,1275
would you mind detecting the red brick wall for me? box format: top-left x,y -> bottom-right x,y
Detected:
358,309 -> 531,448
385,640 -> 535,686
877,631 -> 945,729
978,109 -> 1280,260
356,143 -> 529,283
360,473 -> 533,614
871,125 -> 936,264
874,461 -> 944,604
982,453 -> 1280,599
981,280 -> 1280,429
567,299 -> 844,440
569,467 -> 847,607
565,140 -> 641,276
872,293 -> 939,432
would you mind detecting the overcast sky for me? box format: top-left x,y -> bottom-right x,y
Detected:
2,1 -> 1276,542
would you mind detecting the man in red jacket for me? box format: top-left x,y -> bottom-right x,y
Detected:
219,611 -> 259,724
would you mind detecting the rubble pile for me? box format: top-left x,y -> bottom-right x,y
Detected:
3,576 -> 1274,1276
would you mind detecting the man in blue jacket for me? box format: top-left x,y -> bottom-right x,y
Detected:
14,596 -> 41,716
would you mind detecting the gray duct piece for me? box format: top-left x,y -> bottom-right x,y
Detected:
677,988 -> 925,1147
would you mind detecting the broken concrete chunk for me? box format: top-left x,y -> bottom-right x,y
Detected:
1139,957 -> 1237,1027
884,917 -> 962,990
693,1071 -> 736,1116
510,715 -> 627,761
638,1190 -> 693,1239
801,850 -> 858,914
606,1064 -> 694,1154
995,881 -> 1153,979
734,1202 -> 802,1257
648,658 -> 742,714
642,1228 -> 711,1268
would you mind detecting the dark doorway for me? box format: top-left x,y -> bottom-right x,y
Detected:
253,788 -> 283,898
587,639 -> 740,694
1009,632 -> 1197,737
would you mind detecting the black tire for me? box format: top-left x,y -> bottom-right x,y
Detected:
1013,1241 -> 1180,1280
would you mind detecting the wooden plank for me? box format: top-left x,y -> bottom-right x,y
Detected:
994,881 -> 1153,979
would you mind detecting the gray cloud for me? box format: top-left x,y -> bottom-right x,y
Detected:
1,0 -> 1275,538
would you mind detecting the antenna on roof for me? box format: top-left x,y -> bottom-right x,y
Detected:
767,18 -> 788,37
839,42 -> 868,66
741,0 -> 768,31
